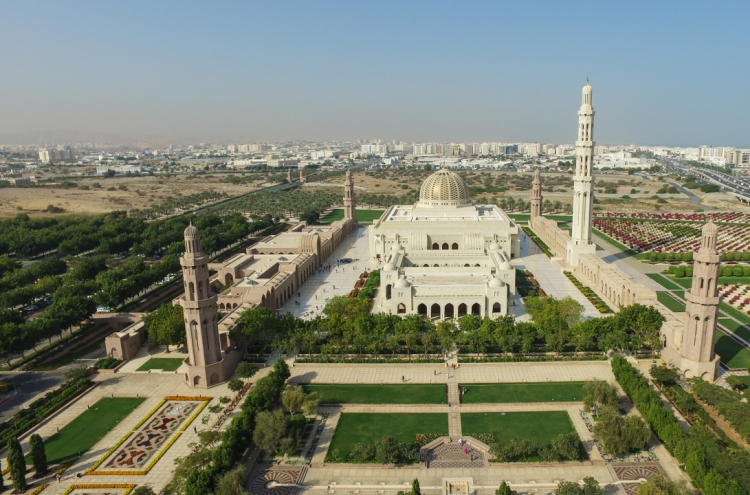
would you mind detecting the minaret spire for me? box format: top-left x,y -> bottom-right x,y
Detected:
531,169 -> 543,222
343,169 -> 356,225
566,82 -> 597,265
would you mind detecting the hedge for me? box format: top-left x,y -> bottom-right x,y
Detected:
611,357 -> 750,493
183,359 -> 290,495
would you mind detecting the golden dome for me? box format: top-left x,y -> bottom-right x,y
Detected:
418,167 -> 470,207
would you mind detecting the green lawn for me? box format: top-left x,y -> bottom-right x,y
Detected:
714,331 -> 750,370
319,209 -> 384,225
720,303 -> 750,325
328,413 -> 447,459
459,382 -> 585,404
646,273 -> 682,291
657,292 -> 686,312
28,397 -> 145,465
667,276 -> 750,290
461,411 -> 577,448
302,384 -> 446,404
136,357 -> 184,371
719,318 -> 750,342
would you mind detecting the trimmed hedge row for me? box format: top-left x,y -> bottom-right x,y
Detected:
690,380 -> 750,445
563,271 -> 613,313
612,357 -> 750,494
183,359 -> 290,495
522,227 -> 553,258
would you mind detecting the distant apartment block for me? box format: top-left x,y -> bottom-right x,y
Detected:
227,144 -> 269,153
361,144 -> 388,155
39,148 -> 75,164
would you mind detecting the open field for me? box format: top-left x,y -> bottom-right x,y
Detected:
29,397 -> 145,465
327,413 -> 448,459
0,174 -> 262,218
136,357 -> 184,371
461,411 -> 577,447
714,331 -> 750,369
319,209 -> 385,225
459,382 -> 585,404
302,384 -> 446,404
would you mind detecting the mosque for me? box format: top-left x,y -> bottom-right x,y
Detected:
370,167 -> 520,319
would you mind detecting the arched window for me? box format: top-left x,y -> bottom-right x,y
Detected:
198,281 -> 204,299
457,303 -> 467,317
432,243 -> 439,250
188,282 -> 195,301
386,284 -> 392,300
397,303 -> 406,314
442,243 -> 449,250
431,303 -> 441,318
464,264 -> 470,267
452,243 -> 458,250
423,264 -> 429,267
444,303 -> 454,319
471,303 -> 481,315
433,264 -> 439,267
492,302 -> 501,313
418,304 -> 427,316
225,273 -> 234,286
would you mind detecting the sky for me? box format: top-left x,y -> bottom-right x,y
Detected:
1,0 -> 749,147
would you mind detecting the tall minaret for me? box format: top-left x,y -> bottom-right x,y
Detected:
344,169 -> 356,222
530,169 -> 543,222
300,169 -> 306,184
679,221 -> 721,380
567,82 -> 597,265
180,223 -> 225,388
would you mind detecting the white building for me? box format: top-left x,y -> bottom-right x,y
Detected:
370,167 -> 519,319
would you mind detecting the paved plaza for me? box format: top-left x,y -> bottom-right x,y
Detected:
282,227 -> 379,320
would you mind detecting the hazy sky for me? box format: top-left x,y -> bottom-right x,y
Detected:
1,1 -> 749,147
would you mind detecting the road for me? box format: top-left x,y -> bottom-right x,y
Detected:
0,370 -> 67,422
663,158 -> 750,204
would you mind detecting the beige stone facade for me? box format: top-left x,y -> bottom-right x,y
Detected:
371,167 -> 519,319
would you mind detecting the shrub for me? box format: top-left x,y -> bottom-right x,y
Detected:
30,433 -> 48,475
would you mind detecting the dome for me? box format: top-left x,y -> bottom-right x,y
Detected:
184,223 -> 200,238
384,262 -> 396,271
418,167 -> 470,207
391,243 -> 402,252
498,261 -> 512,271
488,277 -> 504,288
395,277 -> 410,288
488,242 -> 501,251
703,221 -> 718,236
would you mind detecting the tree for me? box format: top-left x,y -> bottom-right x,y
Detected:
583,380 -> 619,416
282,386 -> 306,413
235,362 -> 258,380
636,474 -> 693,495
496,481 -> 517,495
302,391 -> 320,416
650,364 -> 680,386
227,378 -> 244,392
214,465 -> 246,495
65,365 -> 90,383
725,375 -> 746,392
555,481 -> 582,495
29,433 -> 48,475
593,407 -> 650,457
7,438 -> 26,491
253,409 -> 287,453
412,479 -> 421,495
616,304 -> 665,351
143,303 -> 186,352
581,477 -> 603,495
132,486 -> 157,495
702,471 -> 745,495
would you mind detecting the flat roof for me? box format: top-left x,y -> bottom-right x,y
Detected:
382,204 -> 509,223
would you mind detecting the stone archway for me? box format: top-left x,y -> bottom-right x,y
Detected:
386,284 -> 392,300
193,376 -> 201,386
471,303 -> 481,315
397,303 -> 406,314
444,303 -> 454,319
209,373 -> 220,385
431,303 -> 441,318
457,303 -> 467,317
418,304 -> 427,316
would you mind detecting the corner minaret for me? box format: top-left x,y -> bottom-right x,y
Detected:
531,169 -> 543,222
566,82 -> 597,266
179,223 -> 228,388
300,170 -> 306,184
344,169 -> 356,222
679,221 -> 721,380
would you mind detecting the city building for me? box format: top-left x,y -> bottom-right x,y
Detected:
39,148 -> 75,164
370,166 -> 519,319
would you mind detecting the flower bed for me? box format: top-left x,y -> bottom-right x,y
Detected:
564,271 -> 613,313
86,397 -> 210,475
62,484 -> 136,495
516,269 -> 546,298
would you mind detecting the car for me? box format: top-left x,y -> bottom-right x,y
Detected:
96,306 -> 113,314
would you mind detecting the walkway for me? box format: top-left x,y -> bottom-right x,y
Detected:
281,227 -> 377,320
514,234 -> 600,318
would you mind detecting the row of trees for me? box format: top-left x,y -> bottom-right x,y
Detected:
233,296 -> 666,360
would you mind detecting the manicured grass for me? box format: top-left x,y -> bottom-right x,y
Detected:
136,357 -> 184,371
461,411 -> 577,447
719,319 -> 750,342
328,413 -> 447,459
720,303 -> 750,325
657,292 -> 686,312
29,397 -> 145,465
647,273 -> 682,291
319,209 -> 385,225
302,384 -> 446,404
667,276 -> 750,291
714,331 -> 750,370
459,382 -> 585,404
